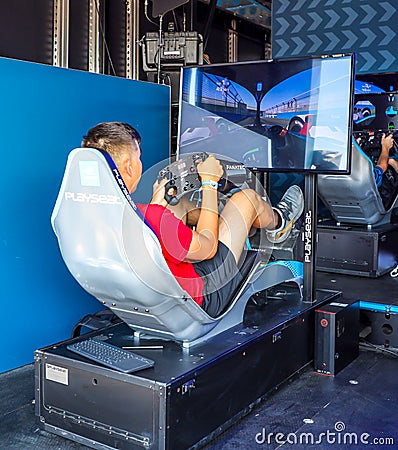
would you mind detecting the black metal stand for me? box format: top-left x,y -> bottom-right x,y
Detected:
303,173 -> 318,303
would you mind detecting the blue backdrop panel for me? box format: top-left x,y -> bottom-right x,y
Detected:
272,0 -> 398,75
0,57 -> 170,373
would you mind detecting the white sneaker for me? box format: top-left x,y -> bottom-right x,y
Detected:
267,185 -> 304,244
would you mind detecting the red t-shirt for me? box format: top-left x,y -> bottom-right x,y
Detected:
137,204 -> 204,305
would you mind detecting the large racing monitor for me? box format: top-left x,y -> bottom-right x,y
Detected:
177,54 -> 355,174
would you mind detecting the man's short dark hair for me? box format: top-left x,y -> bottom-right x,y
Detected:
82,122 -> 141,164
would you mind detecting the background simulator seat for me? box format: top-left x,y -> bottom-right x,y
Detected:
318,139 -> 398,227
51,148 -> 303,347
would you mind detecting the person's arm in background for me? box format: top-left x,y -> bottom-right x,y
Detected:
376,133 -> 394,173
371,133 -> 395,187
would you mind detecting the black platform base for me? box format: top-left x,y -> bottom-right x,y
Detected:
317,223 -> 398,278
35,289 -> 339,450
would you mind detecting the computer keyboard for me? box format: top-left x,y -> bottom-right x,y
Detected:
67,339 -> 155,373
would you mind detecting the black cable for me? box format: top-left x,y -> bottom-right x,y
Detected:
360,339 -> 398,358
172,10 -> 180,32
93,0 -> 116,76
152,47 -> 160,70
203,0 -> 217,51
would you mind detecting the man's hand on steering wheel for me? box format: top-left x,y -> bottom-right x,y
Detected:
197,154 -> 223,183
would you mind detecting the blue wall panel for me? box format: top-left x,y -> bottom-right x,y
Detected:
0,57 -> 170,373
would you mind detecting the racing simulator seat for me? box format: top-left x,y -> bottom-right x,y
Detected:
51,148 -> 303,348
318,138 -> 398,227
317,138 -> 398,277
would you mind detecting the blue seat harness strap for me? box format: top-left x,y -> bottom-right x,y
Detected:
97,149 -> 158,238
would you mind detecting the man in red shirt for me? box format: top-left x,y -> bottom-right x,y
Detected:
82,122 -> 304,317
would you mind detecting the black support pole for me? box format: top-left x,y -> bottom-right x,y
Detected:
303,173 -> 318,303
203,0 -> 217,51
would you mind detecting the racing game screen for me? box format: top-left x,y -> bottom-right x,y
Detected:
353,92 -> 398,132
178,54 -> 355,173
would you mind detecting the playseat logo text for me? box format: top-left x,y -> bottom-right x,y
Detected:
64,191 -> 122,205
304,211 -> 312,263
113,168 -> 139,211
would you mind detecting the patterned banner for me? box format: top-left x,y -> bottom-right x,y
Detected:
272,0 -> 398,74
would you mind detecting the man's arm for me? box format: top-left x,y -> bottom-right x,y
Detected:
185,155 -> 223,261
150,178 -> 168,206
150,155 -> 223,261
